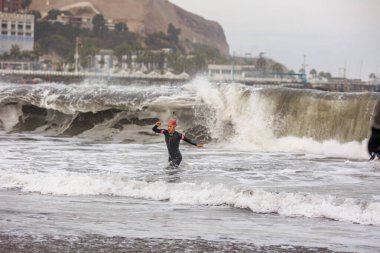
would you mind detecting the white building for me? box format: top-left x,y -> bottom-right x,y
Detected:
0,12 -> 34,54
208,64 -> 299,83
208,64 -> 256,81
56,14 -> 93,30
94,49 -> 117,71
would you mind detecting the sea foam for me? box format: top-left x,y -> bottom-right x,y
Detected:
1,171 -> 379,226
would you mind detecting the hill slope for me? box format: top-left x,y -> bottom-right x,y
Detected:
30,0 -> 230,55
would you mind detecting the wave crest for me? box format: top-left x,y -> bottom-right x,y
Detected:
1,171 -> 379,226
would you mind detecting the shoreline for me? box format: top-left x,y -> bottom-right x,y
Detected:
0,233 -> 350,253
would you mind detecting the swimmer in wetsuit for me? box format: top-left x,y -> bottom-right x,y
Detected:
368,99 -> 380,160
152,118 -> 203,168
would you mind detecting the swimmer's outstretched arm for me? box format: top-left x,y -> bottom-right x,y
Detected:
182,134 -> 204,148
152,121 -> 164,134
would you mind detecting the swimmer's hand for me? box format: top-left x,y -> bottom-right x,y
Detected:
197,144 -> 204,148
155,121 -> 162,127
369,152 -> 380,161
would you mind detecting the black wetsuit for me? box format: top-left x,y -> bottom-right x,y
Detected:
152,125 -> 197,167
368,99 -> 380,157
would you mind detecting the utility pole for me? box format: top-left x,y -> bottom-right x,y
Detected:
75,37 -> 79,73
301,54 -> 308,73
359,61 -> 363,80
232,51 -> 235,82
339,67 -> 346,78
301,54 -> 308,83
87,55 -> 93,71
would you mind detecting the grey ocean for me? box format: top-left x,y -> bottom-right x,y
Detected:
0,80 -> 379,252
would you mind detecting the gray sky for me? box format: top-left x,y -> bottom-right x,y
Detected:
170,0 -> 380,80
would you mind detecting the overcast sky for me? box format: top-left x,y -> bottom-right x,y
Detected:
170,0 -> 380,80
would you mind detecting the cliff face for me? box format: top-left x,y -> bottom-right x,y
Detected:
30,0 -> 230,55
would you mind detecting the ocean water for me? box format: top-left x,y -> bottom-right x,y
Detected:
0,79 -> 379,252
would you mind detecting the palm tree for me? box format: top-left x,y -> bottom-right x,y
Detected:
92,14 -> 107,34
309,69 -> 317,79
318,72 -> 326,79
22,0 -> 32,12
271,63 -> 284,74
10,45 -> 21,59
115,22 -> 128,33
369,73 -> 377,79
271,63 -> 284,78
256,52 -> 266,72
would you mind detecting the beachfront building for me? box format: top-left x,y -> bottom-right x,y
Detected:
369,74 -> 380,86
208,64 -> 256,81
0,0 -> 23,13
94,49 -> 117,71
0,12 -> 34,54
0,60 -> 37,70
92,48 -> 172,73
208,64 -> 302,85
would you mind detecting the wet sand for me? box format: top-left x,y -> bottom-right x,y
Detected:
0,233 -> 350,253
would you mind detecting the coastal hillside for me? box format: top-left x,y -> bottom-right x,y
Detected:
29,0 -> 229,55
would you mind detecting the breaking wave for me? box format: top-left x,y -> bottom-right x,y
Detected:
0,171 -> 379,226
0,79 -> 378,157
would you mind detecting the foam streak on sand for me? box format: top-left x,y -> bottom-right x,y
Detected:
0,234 -> 344,253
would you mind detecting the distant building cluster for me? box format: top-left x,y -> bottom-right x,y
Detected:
0,12 -> 34,54
0,0 -> 23,13
208,64 -> 303,83
52,14 -> 116,31
55,14 -> 93,30
91,48 -> 173,73
208,64 -> 255,80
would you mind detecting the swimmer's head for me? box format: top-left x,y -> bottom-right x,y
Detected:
167,118 -> 177,133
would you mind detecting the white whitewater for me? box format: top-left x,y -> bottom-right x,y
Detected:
0,80 -> 380,252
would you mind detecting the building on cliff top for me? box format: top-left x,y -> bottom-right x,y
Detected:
0,0 -> 23,13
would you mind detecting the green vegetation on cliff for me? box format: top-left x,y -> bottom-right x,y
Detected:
31,18 -> 228,75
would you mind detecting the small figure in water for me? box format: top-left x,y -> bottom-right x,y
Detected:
368,99 -> 380,160
152,118 -> 203,168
